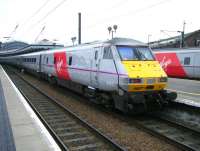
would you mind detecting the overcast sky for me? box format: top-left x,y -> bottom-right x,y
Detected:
0,0 -> 200,45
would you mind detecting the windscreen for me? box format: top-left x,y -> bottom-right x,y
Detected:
117,46 -> 155,61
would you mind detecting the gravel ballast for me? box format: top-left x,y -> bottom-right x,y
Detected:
14,70 -> 180,151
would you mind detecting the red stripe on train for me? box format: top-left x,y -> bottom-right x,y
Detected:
54,52 -> 71,80
155,52 -> 187,77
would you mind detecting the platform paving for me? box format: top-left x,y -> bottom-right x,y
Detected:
167,78 -> 200,107
0,65 -> 61,151
0,80 -> 16,151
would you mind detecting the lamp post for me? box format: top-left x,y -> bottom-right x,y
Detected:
148,34 -> 152,46
107,25 -> 118,39
71,37 -> 76,46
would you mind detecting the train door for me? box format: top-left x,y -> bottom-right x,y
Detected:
39,54 -> 42,72
41,54 -> 46,73
194,53 -> 200,78
91,47 -> 101,88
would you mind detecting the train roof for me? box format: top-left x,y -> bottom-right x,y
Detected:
0,44 -> 64,57
153,47 -> 200,53
0,38 -> 147,57
105,37 -> 147,46
23,38 -> 147,54
63,37 -> 147,47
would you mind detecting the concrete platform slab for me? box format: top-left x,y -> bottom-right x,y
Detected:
0,65 -> 61,151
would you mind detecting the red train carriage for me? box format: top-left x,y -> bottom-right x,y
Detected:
153,48 -> 200,78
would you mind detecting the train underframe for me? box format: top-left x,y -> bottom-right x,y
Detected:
112,90 -> 177,114
56,76 -> 177,114
19,67 -> 177,114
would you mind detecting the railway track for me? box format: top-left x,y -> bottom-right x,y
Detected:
4,67 -> 126,151
131,115 -> 200,151
145,103 -> 200,151
5,66 -> 200,151
154,102 -> 200,134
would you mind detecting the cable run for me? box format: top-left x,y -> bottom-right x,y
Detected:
31,0 -> 68,28
83,0 -> 171,30
21,0 -> 51,27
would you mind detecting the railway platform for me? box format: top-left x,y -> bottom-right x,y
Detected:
0,65 -> 61,151
167,78 -> 200,108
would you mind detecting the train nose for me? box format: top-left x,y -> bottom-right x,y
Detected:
121,61 -> 168,92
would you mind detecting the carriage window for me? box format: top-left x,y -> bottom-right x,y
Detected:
69,56 -> 72,65
103,47 -> 113,59
46,57 -> 48,64
95,51 -> 98,60
184,57 -> 190,65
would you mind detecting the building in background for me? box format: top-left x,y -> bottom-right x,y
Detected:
0,41 -> 29,51
150,29 -> 200,48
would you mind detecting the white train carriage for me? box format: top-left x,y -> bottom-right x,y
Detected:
154,48 -> 200,78
1,38 -> 177,113
20,53 -> 40,73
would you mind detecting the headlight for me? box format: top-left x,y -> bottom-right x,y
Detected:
160,77 -> 168,82
129,78 -> 143,83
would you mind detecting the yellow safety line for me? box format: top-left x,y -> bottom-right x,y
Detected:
166,88 -> 200,96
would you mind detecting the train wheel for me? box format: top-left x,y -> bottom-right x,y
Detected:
160,90 -> 177,102
48,76 -> 57,85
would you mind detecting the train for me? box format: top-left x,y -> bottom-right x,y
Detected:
0,38 -> 177,114
153,48 -> 200,79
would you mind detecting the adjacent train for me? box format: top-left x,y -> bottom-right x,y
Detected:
0,38 -> 177,114
153,48 -> 200,79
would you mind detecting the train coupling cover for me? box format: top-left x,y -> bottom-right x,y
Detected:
162,90 -> 177,102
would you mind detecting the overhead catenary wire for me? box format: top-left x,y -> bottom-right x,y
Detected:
56,0 -> 171,43
65,0 -> 169,44
34,26 -> 46,42
30,0 -> 68,29
16,0 -> 51,39
83,0 -> 171,30
6,24 -> 19,41
21,0 -> 51,27
14,0 -> 170,44
3,0 -> 50,41
18,0 -> 68,41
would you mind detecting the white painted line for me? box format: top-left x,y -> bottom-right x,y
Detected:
175,99 -> 200,108
169,78 -> 200,83
167,88 -> 200,96
1,66 -> 61,151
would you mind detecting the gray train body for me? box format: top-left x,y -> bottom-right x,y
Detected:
0,38 -> 176,113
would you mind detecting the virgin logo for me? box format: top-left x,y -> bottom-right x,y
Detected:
160,56 -> 172,70
56,57 -> 63,72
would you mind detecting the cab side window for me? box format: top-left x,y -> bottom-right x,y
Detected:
103,47 -> 113,59
46,57 -> 48,64
95,51 -> 98,60
184,57 -> 190,65
68,56 -> 72,65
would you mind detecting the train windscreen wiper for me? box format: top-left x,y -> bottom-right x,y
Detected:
136,49 -> 148,60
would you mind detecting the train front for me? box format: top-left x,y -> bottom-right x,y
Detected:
112,39 -> 177,113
